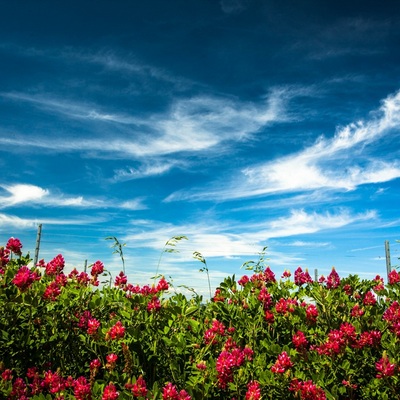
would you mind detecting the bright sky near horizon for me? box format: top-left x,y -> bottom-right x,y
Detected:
0,0 -> 399,297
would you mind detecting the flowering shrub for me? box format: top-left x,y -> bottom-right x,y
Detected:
1,238 -> 400,399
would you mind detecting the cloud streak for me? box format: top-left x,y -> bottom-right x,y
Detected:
0,184 -> 146,210
0,88 -> 290,160
166,89 -> 400,202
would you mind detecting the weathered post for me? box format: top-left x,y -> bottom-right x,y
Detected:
385,240 -> 391,280
33,224 -> 42,267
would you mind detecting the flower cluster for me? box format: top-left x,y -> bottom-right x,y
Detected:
12,266 -> 40,291
289,379 -> 326,400
106,321 -> 125,341
6,237 -> 23,255
162,382 -> 191,400
204,319 -> 226,345
294,267 -> 313,286
376,354 -> 397,379
271,351 -> 293,374
216,345 -> 253,388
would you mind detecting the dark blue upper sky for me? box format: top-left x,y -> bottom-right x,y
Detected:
1,0 -> 399,296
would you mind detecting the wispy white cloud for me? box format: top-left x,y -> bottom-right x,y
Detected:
0,183 -> 146,210
0,213 -> 103,229
122,208 -> 376,260
166,89 -> 400,202
287,240 -> 331,248
111,160 -> 181,182
0,88 -> 291,159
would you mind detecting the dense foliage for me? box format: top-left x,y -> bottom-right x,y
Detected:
1,237 -> 400,399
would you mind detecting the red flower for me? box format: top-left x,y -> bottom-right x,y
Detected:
12,265 -> 39,291
376,354 -> 396,378
0,246 -> 10,267
115,271 -> 127,287
326,268 -> 340,289
271,351 -> 293,374
90,359 -> 101,370
6,237 -> 22,255
350,304 -> 364,318
43,281 -> 62,301
293,330 -> 308,349
45,254 -> 65,276
106,321 -> 125,340
1,369 -> 13,381
130,376 -> 148,398
388,269 -> 400,285
162,382 -> 179,400
102,383 -> 119,400
156,277 -> 169,291
289,379 -> 326,399
305,304 -> 318,323
245,381 -> 261,400
363,291 -> 377,306
281,270 -> 291,278
106,354 -> 118,370
294,267 -> 313,286
257,287 -> 272,308
90,260 -> 104,277
74,376 -> 91,400
87,318 -> 101,335
147,296 -> 161,312
238,275 -> 249,286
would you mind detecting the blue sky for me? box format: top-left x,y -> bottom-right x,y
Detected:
1,0 -> 399,297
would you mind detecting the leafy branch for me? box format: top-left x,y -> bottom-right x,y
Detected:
105,236 -> 126,275
193,251 -> 212,299
155,236 -> 188,282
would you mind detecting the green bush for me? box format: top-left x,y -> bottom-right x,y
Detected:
1,237 -> 400,399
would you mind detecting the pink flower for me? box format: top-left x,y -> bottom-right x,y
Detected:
0,246 -> 10,267
102,383 -> 119,400
115,271 -> 127,287
294,267 -> 313,286
257,287 -> 272,308
1,369 -> 13,381
289,379 -> 326,399
196,361 -> 207,370
326,268 -> 340,289
363,291 -> 376,306
106,321 -> 125,340
376,354 -> 396,378
130,376 -> 148,398
388,269 -> 400,285
106,354 -> 118,370
245,381 -> 261,400
147,296 -> 161,312
162,382 -> 179,400
90,359 -> 101,370
351,304 -> 364,318
42,370 -> 66,394
305,304 -> 318,324
43,281 -> 62,301
238,275 -> 249,286
45,254 -> 65,276
156,277 -> 169,291
6,237 -> 23,255
292,331 -> 308,349
87,318 -> 101,335
12,265 -> 39,291
271,351 -> 293,374
281,270 -> 291,278
73,376 -> 91,400
90,261 -> 104,277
